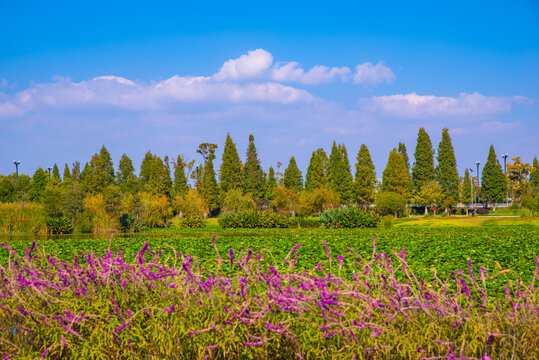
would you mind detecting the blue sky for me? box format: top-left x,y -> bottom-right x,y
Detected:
1,0 -> 538,178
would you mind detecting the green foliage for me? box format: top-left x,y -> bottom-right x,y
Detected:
398,142 -> 410,172
222,188 -> 256,212
52,163 -> 61,183
219,133 -> 243,194
84,145 -> 115,193
62,182 -> 85,225
530,157 -> 539,188
219,210 -> 290,228
264,166 -> 278,201
288,216 -> 321,228
41,184 -> 65,218
354,144 -> 376,206
117,153 -> 138,194
197,143 -> 219,208
320,207 -> 379,228
45,215 -> 73,234
376,191 -> 406,216
382,148 -> 409,198
328,142 -> 354,203
270,186 -> 300,216
435,128 -> 459,208
12,174 -> 31,202
28,168 -> 48,202
119,213 -> 147,232
170,216 -> 206,229
173,154 -> 189,197
298,186 -> 339,216
0,176 -> 14,202
305,148 -> 329,191
0,202 -> 46,233
63,163 -> 72,182
461,168 -> 472,204
415,180 -> 443,214
139,151 -> 173,196
412,127 -> 435,194
283,156 -> 303,193
243,134 -> 265,199
71,161 -> 81,182
481,145 -> 506,204
174,189 -> 207,218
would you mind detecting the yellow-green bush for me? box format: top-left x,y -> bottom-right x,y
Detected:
0,202 -> 47,234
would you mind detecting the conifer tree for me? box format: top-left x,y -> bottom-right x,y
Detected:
305,148 -> 328,190
84,145 -> 115,193
411,127 -> 435,195
173,155 -> 189,196
63,164 -> 72,182
328,142 -> 354,203
398,142 -> 410,173
461,168 -> 472,205
243,134 -> 265,199
480,145 -> 506,204
264,166 -> 278,201
52,164 -> 61,183
139,151 -> 173,196
435,128 -> 459,209
283,156 -> 303,193
530,156 -> 539,188
382,149 -> 410,198
28,168 -> 48,201
117,154 -> 138,194
197,143 -> 219,208
71,161 -> 81,182
354,144 -> 376,207
219,133 -> 243,193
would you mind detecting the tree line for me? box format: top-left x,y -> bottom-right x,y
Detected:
1,129 -> 538,233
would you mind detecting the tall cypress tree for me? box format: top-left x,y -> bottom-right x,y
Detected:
197,143 -> 219,208
283,156 -> 303,193
28,168 -> 48,201
530,156 -> 539,188
480,145 -> 506,204
435,128 -> 459,208
305,148 -> 328,191
71,161 -> 81,182
63,164 -> 72,182
173,155 -> 189,196
117,153 -> 138,194
398,142 -> 410,173
219,133 -> 243,193
139,151 -> 173,196
243,134 -> 265,198
411,127 -> 435,195
461,168 -> 472,205
84,145 -> 115,193
354,144 -> 376,206
328,142 -> 354,203
264,166 -> 278,201
382,149 -> 410,198
52,164 -> 61,183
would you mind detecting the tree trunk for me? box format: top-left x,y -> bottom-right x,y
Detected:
424,206 -> 428,215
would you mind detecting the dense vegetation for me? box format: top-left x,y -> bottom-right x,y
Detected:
1,128 -> 538,235
1,234 -> 538,359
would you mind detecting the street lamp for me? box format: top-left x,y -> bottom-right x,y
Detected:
47,166 -> 52,183
13,160 -> 20,180
476,161 -> 480,205
502,153 -> 509,206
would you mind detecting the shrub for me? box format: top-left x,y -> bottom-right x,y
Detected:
119,213 -> 148,233
45,216 -> 74,234
381,214 -> 394,228
219,210 -> 290,228
170,216 -> 206,229
320,207 -> 379,228
288,216 -> 321,228
221,189 -> 256,212
376,191 -> 406,217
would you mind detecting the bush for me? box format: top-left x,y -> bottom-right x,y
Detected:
45,216 -> 74,234
320,207 -> 379,228
119,213 -> 148,233
221,189 -> 256,213
376,191 -> 406,217
218,210 -> 290,228
381,215 -> 394,228
170,216 -> 206,229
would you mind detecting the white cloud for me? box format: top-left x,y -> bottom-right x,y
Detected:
353,62 -> 395,85
214,49 -> 274,81
358,92 -> 529,118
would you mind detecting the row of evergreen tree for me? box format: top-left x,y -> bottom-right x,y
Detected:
2,128 -> 538,210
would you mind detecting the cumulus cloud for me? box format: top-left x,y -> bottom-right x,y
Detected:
358,92 -> 530,118
213,49 -> 393,85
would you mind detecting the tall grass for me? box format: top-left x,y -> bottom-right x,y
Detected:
1,236 -> 537,359
0,202 -> 47,234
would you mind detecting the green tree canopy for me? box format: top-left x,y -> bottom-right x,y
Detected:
84,145 -> 115,193
328,142 -> 354,203
219,133 -> 243,194
264,166 -> 278,201
382,148 -> 410,199
530,156 -> 539,188
412,127 -> 435,194
197,143 -> 219,208
415,180 -> 443,215
283,156 -> 303,193
354,144 -> 376,206
52,164 -> 61,184
63,164 -> 72,183
117,153 -> 138,194
398,142 -> 410,173
435,128 -> 459,209
480,145 -> 506,204
28,168 -> 48,202
243,134 -> 265,199
139,151 -> 173,196
173,154 -> 189,197
461,168 -> 472,204
305,148 -> 329,191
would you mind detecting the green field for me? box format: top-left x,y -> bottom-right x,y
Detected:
2,218 -> 538,295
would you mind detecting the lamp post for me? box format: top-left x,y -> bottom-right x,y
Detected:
502,153 -> 509,206
13,160 -> 20,180
476,161 -> 480,206
47,166 -> 52,183
469,168 -> 474,209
